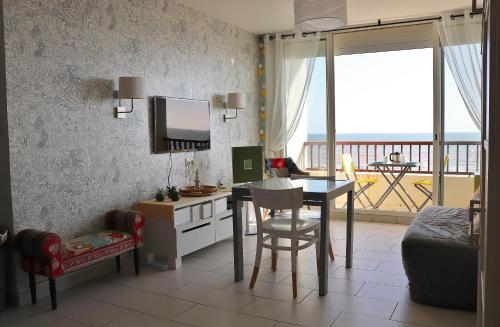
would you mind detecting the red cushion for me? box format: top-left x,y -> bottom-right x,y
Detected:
270,158 -> 286,169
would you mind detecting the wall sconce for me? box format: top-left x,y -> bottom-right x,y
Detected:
115,77 -> 144,118
224,93 -> 245,122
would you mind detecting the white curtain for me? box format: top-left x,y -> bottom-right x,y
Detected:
438,10 -> 482,130
265,33 -> 321,156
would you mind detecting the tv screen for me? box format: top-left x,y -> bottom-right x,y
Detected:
153,96 -> 211,153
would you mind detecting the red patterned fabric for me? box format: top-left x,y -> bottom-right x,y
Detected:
15,210 -> 145,278
15,230 -> 64,278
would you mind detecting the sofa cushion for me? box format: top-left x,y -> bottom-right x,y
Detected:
62,231 -> 135,273
402,206 -> 478,309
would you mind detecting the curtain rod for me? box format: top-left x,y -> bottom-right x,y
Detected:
268,11 -> 483,41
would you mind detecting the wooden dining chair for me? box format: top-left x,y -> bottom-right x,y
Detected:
289,174 -> 336,261
249,186 -> 321,298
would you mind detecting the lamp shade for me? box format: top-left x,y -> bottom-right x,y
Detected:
118,77 -> 144,99
294,0 -> 347,32
227,93 -> 245,109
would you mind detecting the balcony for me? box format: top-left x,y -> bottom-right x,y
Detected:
296,140 -> 480,213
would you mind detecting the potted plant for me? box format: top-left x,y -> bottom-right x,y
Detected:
155,188 -> 165,202
167,186 -> 180,201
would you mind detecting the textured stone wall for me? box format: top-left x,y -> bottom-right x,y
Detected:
4,0 -> 258,238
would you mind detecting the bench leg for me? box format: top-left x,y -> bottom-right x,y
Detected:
28,273 -> 36,305
133,249 -> 140,275
49,277 -> 57,310
115,255 -> 121,273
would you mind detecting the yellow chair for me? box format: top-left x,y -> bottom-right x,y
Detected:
413,155 -> 449,211
341,154 -> 378,208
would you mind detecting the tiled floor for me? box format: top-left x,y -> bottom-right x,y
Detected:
0,221 -> 476,327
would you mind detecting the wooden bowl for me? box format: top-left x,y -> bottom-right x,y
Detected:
180,185 -> 218,197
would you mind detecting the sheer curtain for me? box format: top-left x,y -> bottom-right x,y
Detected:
265,34 -> 321,156
438,11 -> 482,130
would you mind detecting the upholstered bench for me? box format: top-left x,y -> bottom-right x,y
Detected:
14,210 -> 145,310
401,206 -> 478,310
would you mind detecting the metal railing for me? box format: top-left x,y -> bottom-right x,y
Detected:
297,140 -> 481,175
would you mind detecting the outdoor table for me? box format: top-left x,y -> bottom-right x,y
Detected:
232,177 -> 355,296
368,161 -> 421,212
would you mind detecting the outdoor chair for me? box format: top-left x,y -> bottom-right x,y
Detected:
413,155 -> 449,211
341,154 -> 377,208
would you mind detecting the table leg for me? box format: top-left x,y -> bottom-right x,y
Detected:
232,198 -> 244,282
319,196 -> 329,296
374,167 -> 412,211
388,168 -> 419,209
346,190 -> 354,268
373,167 -> 393,208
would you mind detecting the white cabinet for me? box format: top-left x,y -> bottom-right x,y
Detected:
137,192 -> 232,270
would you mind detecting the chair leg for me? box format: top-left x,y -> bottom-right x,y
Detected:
28,273 -> 36,305
49,277 -> 57,310
133,249 -> 140,275
115,255 -> 121,273
250,234 -> 263,289
328,240 -> 335,262
271,236 -> 278,272
291,236 -> 298,298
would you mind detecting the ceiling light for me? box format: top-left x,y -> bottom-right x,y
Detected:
294,0 -> 347,32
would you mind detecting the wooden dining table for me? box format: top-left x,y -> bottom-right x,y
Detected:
231,177 -> 355,296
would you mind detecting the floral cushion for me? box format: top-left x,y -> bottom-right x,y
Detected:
62,231 -> 135,273
62,231 -> 132,259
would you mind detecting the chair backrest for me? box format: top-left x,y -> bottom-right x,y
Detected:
444,153 -> 450,168
341,154 -> 356,180
250,186 -> 303,231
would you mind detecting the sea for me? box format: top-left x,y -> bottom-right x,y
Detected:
305,132 -> 481,173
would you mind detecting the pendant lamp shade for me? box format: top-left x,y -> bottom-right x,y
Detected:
294,0 -> 347,32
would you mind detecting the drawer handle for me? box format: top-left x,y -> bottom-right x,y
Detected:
220,216 -> 232,221
182,222 -> 211,233
175,207 -> 189,212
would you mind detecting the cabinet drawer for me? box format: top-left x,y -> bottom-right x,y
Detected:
215,198 -> 228,215
216,215 -> 233,242
178,221 -> 215,256
174,207 -> 191,226
202,202 -> 212,219
191,205 -> 201,221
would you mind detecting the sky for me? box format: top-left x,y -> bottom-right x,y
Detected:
306,48 -> 479,136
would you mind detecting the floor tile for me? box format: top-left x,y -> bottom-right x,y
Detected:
214,262 -> 289,283
105,272 -> 187,295
392,302 -> 476,327
332,312 -> 419,327
279,273 -> 364,295
334,267 -> 408,287
104,288 -> 194,320
240,297 -> 341,327
332,257 -> 382,271
376,262 -> 406,275
174,304 -> 276,327
159,267 -> 235,289
168,283 -> 255,311
181,256 -> 228,272
72,281 -> 132,302
225,279 -> 313,303
300,291 -> 398,319
357,283 -> 412,303
0,309 -> 63,327
54,296 -> 129,326
104,311 -> 190,327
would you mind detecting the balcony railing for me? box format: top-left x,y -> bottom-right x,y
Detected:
297,140 -> 481,175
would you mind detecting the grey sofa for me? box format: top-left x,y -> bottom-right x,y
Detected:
401,206 -> 478,310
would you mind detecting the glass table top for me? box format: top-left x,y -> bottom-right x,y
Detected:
233,177 -> 353,194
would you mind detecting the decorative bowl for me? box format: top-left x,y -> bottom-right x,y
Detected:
180,185 -> 218,197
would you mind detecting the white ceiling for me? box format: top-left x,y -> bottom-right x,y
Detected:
173,0 -> 473,34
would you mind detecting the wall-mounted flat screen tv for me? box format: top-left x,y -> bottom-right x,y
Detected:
153,96 -> 210,153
